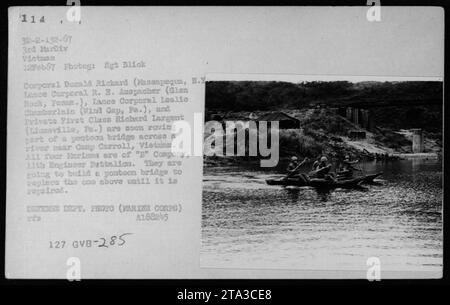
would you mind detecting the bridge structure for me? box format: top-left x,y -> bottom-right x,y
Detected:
332,98 -> 442,153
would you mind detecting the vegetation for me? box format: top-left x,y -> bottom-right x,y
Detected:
371,105 -> 442,133
279,130 -> 322,158
204,81 -> 443,165
373,129 -> 412,151
206,81 -> 443,133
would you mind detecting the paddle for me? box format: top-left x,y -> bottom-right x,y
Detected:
356,159 -> 365,176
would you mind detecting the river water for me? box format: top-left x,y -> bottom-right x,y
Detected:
201,159 -> 442,274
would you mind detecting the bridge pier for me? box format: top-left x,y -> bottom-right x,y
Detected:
352,108 -> 359,125
360,109 -> 368,129
411,128 -> 424,153
346,107 -> 353,121
360,109 -> 374,131
343,107 -> 373,131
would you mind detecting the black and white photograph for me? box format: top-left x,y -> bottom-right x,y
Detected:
201,75 -> 443,276
3,2 -> 447,289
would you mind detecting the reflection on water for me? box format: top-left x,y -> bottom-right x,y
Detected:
201,159 -> 442,272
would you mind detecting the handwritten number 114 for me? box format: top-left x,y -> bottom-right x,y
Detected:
20,14 -> 45,23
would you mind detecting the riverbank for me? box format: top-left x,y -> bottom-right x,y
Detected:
203,108 -> 442,167
393,152 -> 440,159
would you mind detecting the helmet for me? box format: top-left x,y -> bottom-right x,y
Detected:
320,156 -> 328,162
291,156 -> 298,161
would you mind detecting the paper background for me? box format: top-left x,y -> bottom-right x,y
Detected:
7,6 -> 444,278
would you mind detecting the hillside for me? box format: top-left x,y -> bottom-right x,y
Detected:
204,81 -> 443,166
205,81 -> 443,133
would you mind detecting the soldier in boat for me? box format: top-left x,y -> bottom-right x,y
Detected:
286,156 -> 310,183
310,156 -> 335,181
311,157 -> 320,171
338,155 -> 361,179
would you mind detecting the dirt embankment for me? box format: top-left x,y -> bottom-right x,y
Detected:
203,108 -> 442,166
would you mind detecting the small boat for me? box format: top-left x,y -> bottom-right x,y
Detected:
266,176 -> 365,188
360,172 -> 383,184
266,177 -> 305,186
336,171 -> 383,184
